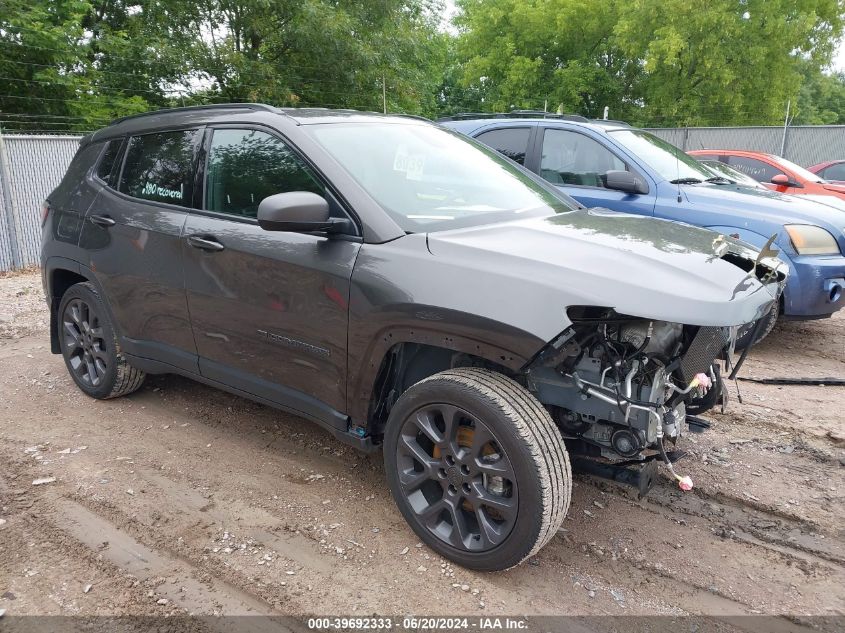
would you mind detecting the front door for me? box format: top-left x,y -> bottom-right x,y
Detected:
538,127 -> 656,216
80,129 -> 201,372
181,126 -> 360,422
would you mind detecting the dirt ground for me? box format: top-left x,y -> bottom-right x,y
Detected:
0,269 -> 843,624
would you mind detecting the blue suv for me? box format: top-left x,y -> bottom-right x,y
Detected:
440,113 -> 845,342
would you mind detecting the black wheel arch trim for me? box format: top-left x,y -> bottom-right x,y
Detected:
348,325 -> 543,429
45,258 -> 123,354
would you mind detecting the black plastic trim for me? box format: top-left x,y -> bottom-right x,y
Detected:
123,352 -> 378,452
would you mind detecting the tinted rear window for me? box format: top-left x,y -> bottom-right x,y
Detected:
96,139 -> 124,185
823,163 -> 845,181
476,127 -> 531,165
119,130 -> 199,206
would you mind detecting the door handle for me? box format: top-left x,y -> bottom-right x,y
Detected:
89,214 -> 116,227
187,235 -> 225,252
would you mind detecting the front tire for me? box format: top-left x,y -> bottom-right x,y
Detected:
383,368 -> 571,571
735,301 -> 779,350
58,282 -> 146,399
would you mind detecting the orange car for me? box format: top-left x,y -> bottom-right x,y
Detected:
688,150 -> 845,208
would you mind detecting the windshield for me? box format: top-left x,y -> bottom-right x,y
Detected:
608,129 -> 714,183
699,160 -> 764,188
306,122 -> 577,232
770,155 -> 825,183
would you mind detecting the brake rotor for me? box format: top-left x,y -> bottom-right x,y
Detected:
433,425 -> 500,512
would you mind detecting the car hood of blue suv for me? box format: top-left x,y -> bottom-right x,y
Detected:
678,181 -> 845,254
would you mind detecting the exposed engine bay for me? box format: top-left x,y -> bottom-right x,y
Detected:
526,308 -> 743,492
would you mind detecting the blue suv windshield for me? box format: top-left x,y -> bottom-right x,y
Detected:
609,129 -> 714,183
307,122 -> 577,232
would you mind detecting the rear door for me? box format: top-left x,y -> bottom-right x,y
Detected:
80,128 -> 201,372
181,125 -> 360,422
536,126 -> 656,215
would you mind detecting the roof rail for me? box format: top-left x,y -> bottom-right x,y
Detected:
110,103 -> 280,125
436,110 -> 590,123
392,113 -> 433,123
590,118 -> 632,128
510,110 -> 590,121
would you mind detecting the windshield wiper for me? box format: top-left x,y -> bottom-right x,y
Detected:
669,177 -> 703,184
705,176 -> 732,184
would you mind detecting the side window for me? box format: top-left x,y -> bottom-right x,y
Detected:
725,156 -> 781,183
540,129 -> 627,187
476,127 -> 531,165
96,139 -> 124,186
822,163 -> 845,181
205,128 -> 324,218
119,129 -> 199,207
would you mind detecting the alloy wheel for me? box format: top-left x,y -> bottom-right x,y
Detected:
62,298 -> 108,387
395,403 -> 518,552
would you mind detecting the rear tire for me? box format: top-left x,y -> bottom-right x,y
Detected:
383,368 -> 571,571
58,282 -> 146,399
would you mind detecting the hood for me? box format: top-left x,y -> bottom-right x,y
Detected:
426,209 -> 784,332
679,182 -> 845,250
800,193 -> 845,213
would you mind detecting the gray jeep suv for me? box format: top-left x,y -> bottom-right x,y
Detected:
41,104 -> 784,570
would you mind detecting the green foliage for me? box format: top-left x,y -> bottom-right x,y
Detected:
453,0 -> 845,126
0,0 -> 445,131
0,0 -> 193,131
793,63 -> 845,124
1,0 -> 845,131
452,0 -> 638,118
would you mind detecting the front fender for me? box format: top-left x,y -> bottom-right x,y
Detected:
346,308 -> 547,427
704,225 -> 798,311
703,226 -> 784,254
345,236 -> 552,426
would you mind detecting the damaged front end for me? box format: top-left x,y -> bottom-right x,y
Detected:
525,245 -> 786,497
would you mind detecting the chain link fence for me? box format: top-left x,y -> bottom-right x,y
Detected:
0,133 -> 82,271
645,125 -> 845,168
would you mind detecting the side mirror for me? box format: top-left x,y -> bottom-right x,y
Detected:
257,191 -> 351,234
770,173 -> 802,188
605,170 -> 647,194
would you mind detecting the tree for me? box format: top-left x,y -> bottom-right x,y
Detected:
0,0 -> 446,131
450,0 -> 845,126
0,0 -> 193,132
454,0 -> 640,118
170,0 -> 445,115
614,0 -> 845,126
793,63 -> 845,125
